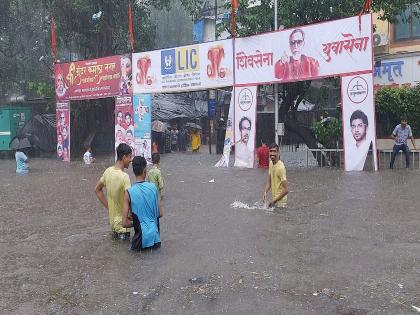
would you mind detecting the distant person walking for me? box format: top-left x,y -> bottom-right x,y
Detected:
83,146 -> 95,164
122,156 -> 163,251
15,148 -> 29,175
191,129 -> 201,152
95,143 -> 132,240
390,115 -> 418,169
255,140 -> 270,169
164,128 -> 171,153
262,143 -> 289,208
147,153 -> 164,199
171,127 -> 179,152
179,127 -> 188,152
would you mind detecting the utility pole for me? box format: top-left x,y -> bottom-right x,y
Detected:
208,0 -> 218,154
274,0 -> 279,145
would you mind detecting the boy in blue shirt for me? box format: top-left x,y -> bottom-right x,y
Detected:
122,156 -> 164,251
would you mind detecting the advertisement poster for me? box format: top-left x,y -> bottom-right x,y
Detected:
54,54 -> 132,101
132,94 -> 152,163
342,73 -> 378,171
115,96 -> 135,155
135,138 -> 152,164
132,39 -> 234,93
234,86 -> 257,168
56,101 -> 70,162
215,93 -> 234,167
235,14 -> 372,85
133,94 -> 152,139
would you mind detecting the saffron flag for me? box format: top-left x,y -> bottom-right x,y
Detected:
51,17 -> 58,62
231,0 -> 238,37
359,0 -> 372,32
128,2 -> 135,52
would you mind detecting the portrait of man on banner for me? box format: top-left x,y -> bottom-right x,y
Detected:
274,28 -> 320,81
346,109 -> 372,171
234,116 -> 254,168
119,54 -> 132,95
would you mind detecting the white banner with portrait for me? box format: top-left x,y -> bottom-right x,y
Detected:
133,39 -> 234,93
342,73 -> 378,171
215,94 -> 234,167
235,14 -> 373,85
234,86 -> 257,168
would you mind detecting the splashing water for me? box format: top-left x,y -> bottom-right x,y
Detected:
230,200 -> 274,211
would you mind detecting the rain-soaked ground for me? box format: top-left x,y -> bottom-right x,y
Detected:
1,150 -> 419,315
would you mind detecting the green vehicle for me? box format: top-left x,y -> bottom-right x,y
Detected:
0,106 -> 32,156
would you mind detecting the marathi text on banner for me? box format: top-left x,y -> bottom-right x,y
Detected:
234,86 -> 258,168
56,101 -> 70,162
55,54 -> 132,101
342,73 -> 378,171
235,14 -> 373,85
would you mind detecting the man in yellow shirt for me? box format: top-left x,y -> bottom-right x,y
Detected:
262,143 -> 289,208
95,143 -> 133,240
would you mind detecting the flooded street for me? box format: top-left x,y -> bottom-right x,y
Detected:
1,152 -> 419,314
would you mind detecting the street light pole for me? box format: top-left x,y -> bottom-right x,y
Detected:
274,0 -> 279,145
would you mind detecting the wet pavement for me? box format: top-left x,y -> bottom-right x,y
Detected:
1,151 -> 419,314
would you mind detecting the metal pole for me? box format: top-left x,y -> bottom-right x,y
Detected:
208,0 -> 218,155
274,0 -> 279,145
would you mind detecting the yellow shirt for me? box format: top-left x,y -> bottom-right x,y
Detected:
100,166 -> 131,233
269,160 -> 288,207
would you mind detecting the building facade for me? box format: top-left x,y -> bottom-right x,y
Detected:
373,6 -> 420,89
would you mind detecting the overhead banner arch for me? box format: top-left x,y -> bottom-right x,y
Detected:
234,14 -> 373,86
54,14 -> 377,171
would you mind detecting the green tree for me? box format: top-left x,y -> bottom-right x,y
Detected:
0,0 -> 204,102
375,85 -> 420,136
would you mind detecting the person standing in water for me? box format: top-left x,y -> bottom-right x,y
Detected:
95,143 -> 132,240
262,143 -> 289,208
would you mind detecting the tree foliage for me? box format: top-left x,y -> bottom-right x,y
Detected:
0,0 -> 204,100
375,85 -> 420,136
312,117 -> 342,148
220,0 -> 420,36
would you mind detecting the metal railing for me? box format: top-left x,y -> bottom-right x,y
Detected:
303,148 -> 420,169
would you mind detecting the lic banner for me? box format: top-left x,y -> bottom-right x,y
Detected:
342,73 -> 378,171
132,39 -> 234,93
56,101 -> 70,162
133,94 -> 152,163
234,86 -> 258,168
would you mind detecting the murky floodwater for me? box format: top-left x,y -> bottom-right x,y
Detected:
0,151 -> 419,314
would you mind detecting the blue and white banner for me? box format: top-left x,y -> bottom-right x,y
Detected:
133,94 -> 152,139
133,94 -> 152,163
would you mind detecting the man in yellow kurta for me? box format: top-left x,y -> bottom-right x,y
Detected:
95,143 -> 133,240
262,143 -> 289,208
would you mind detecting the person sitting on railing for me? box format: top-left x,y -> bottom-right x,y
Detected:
390,115 -> 418,169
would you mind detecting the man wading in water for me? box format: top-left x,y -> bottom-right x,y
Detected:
95,143 -> 132,240
122,156 -> 163,251
262,143 -> 289,208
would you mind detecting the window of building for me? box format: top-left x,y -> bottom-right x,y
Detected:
394,4 -> 420,41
